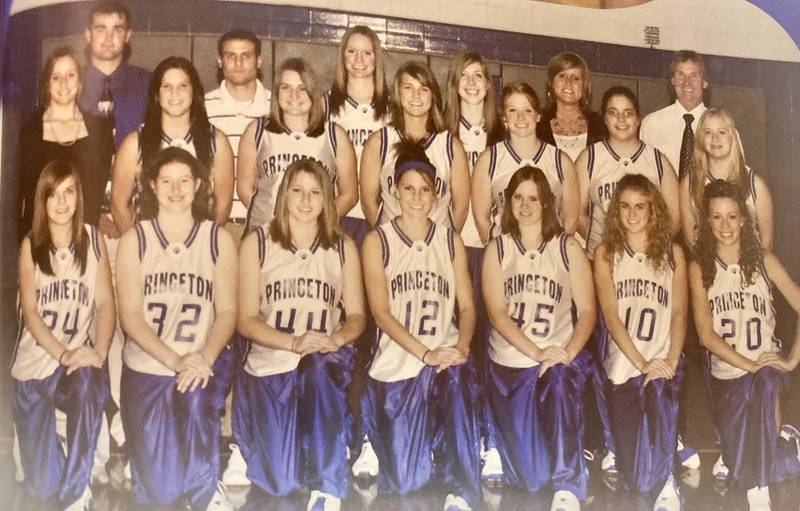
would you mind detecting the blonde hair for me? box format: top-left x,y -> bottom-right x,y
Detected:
269,158 -> 341,250
390,61 -> 444,137
329,25 -> 388,121
443,51 -> 502,143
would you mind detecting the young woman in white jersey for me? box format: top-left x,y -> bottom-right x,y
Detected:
361,141 -> 479,511
472,81 -> 580,245
238,58 -> 357,234
360,61 -> 470,229
680,108 -> 773,252
325,25 -> 389,244
234,158 -> 365,511
443,49 -> 506,484
594,174 -> 686,511
13,162 -> 114,511
116,147 -> 237,511
482,166 -> 595,511
113,56 -> 234,233
690,180 -> 800,510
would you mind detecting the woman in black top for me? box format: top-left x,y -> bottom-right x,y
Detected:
17,46 -> 113,240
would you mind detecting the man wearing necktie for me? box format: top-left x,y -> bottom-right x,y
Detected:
640,50 -> 709,178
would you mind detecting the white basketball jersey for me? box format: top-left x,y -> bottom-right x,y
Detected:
132,127 -> 219,218
488,233 -> 574,368
368,220 -> 459,382
246,119 -> 338,233
603,245 -> 674,385
12,225 -> 102,381
707,259 -> 779,380
123,220 -> 219,376
377,127 -> 455,227
242,227 -> 346,377
488,140 -> 565,239
585,141 -> 666,258
459,118 -> 487,248
325,92 -> 388,221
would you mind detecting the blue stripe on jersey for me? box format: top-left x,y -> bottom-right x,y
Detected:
750,169 -> 758,201
135,223 -> 146,261
495,235 -> 504,263
210,223 -> 219,264
631,142 -> 646,163
379,127 -> 388,164
447,229 -> 455,261
390,219 -> 413,247
12,300 -> 24,369
151,219 -> 169,249
338,237 -> 346,266
323,90 -> 331,119
210,125 -> 217,155
424,222 -> 437,246
654,149 -> 664,182
255,117 -> 267,149
328,122 -> 338,154
504,140 -> 520,164
667,241 -> 676,271
446,131 -> 454,165
90,225 -> 101,260
560,232 -> 570,271
377,226 -> 390,268
256,227 -> 266,267
587,144 -> 596,180
533,139 -> 546,163
185,222 -> 201,249
488,145 -> 498,180
555,148 -> 564,182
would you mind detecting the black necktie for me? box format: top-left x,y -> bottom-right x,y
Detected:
678,113 -> 694,181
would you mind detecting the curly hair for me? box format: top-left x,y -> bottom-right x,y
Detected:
693,180 -> 762,289
602,174 -> 672,272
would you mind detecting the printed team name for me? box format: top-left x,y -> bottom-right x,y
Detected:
143,272 -> 214,301
262,153 -> 324,177
615,278 -> 669,307
597,182 -> 616,203
347,128 -> 373,148
708,291 -> 767,316
264,278 -> 338,308
390,271 -> 451,300
36,279 -> 90,307
504,273 -> 564,302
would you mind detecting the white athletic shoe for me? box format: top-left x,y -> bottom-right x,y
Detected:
550,490 -> 580,511
746,486 -> 771,511
351,439 -> 379,478
63,486 -> 92,511
443,493 -> 471,511
712,455 -> 729,480
653,475 -> 681,511
676,437 -> 700,469
13,430 -> 25,483
123,460 -> 131,480
601,450 -> 617,473
91,462 -> 109,486
779,424 -> 800,462
480,447 -> 503,486
307,490 -> 342,511
222,444 -> 251,487
206,483 -> 233,511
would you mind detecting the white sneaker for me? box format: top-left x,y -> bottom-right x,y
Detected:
676,437 -> 700,469
746,486 -> 771,511
123,460 -> 131,480
306,490 -> 341,511
351,439 -> 379,478
443,493 -> 471,511
91,462 -> 109,486
551,490 -> 580,511
779,424 -> 800,462
206,483 -> 233,511
480,447 -> 503,486
712,455 -> 729,480
222,444 -> 251,486
601,450 -> 617,473
63,486 -> 92,511
653,475 -> 680,511
13,429 -> 25,483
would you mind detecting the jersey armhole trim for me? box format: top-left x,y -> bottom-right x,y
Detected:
559,232 -> 570,271
134,223 -> 146,262
376,227 -> 389,268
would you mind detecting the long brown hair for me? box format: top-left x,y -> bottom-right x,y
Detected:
39,47 -> 82,108
269,158 -> 341,250
689,108 -> 748,210
267,58 -> 326,137
137,147 -> 213,223
694,180 -> 762,289
602,174 -> 671,272
500,166 -> 563,242
31,161 -> 88,276
443,51 -> 503,145
329,25 -> 389,121
389,61 -> 444,137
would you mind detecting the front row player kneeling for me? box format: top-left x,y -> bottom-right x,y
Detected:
481,166 -> 596,511
116,147 -> 237,511
361,140 -> 480,511
234,158 -> 366,511
13,162 -> 114,511
690,180 -> 800,511
594,174 -> 686,511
